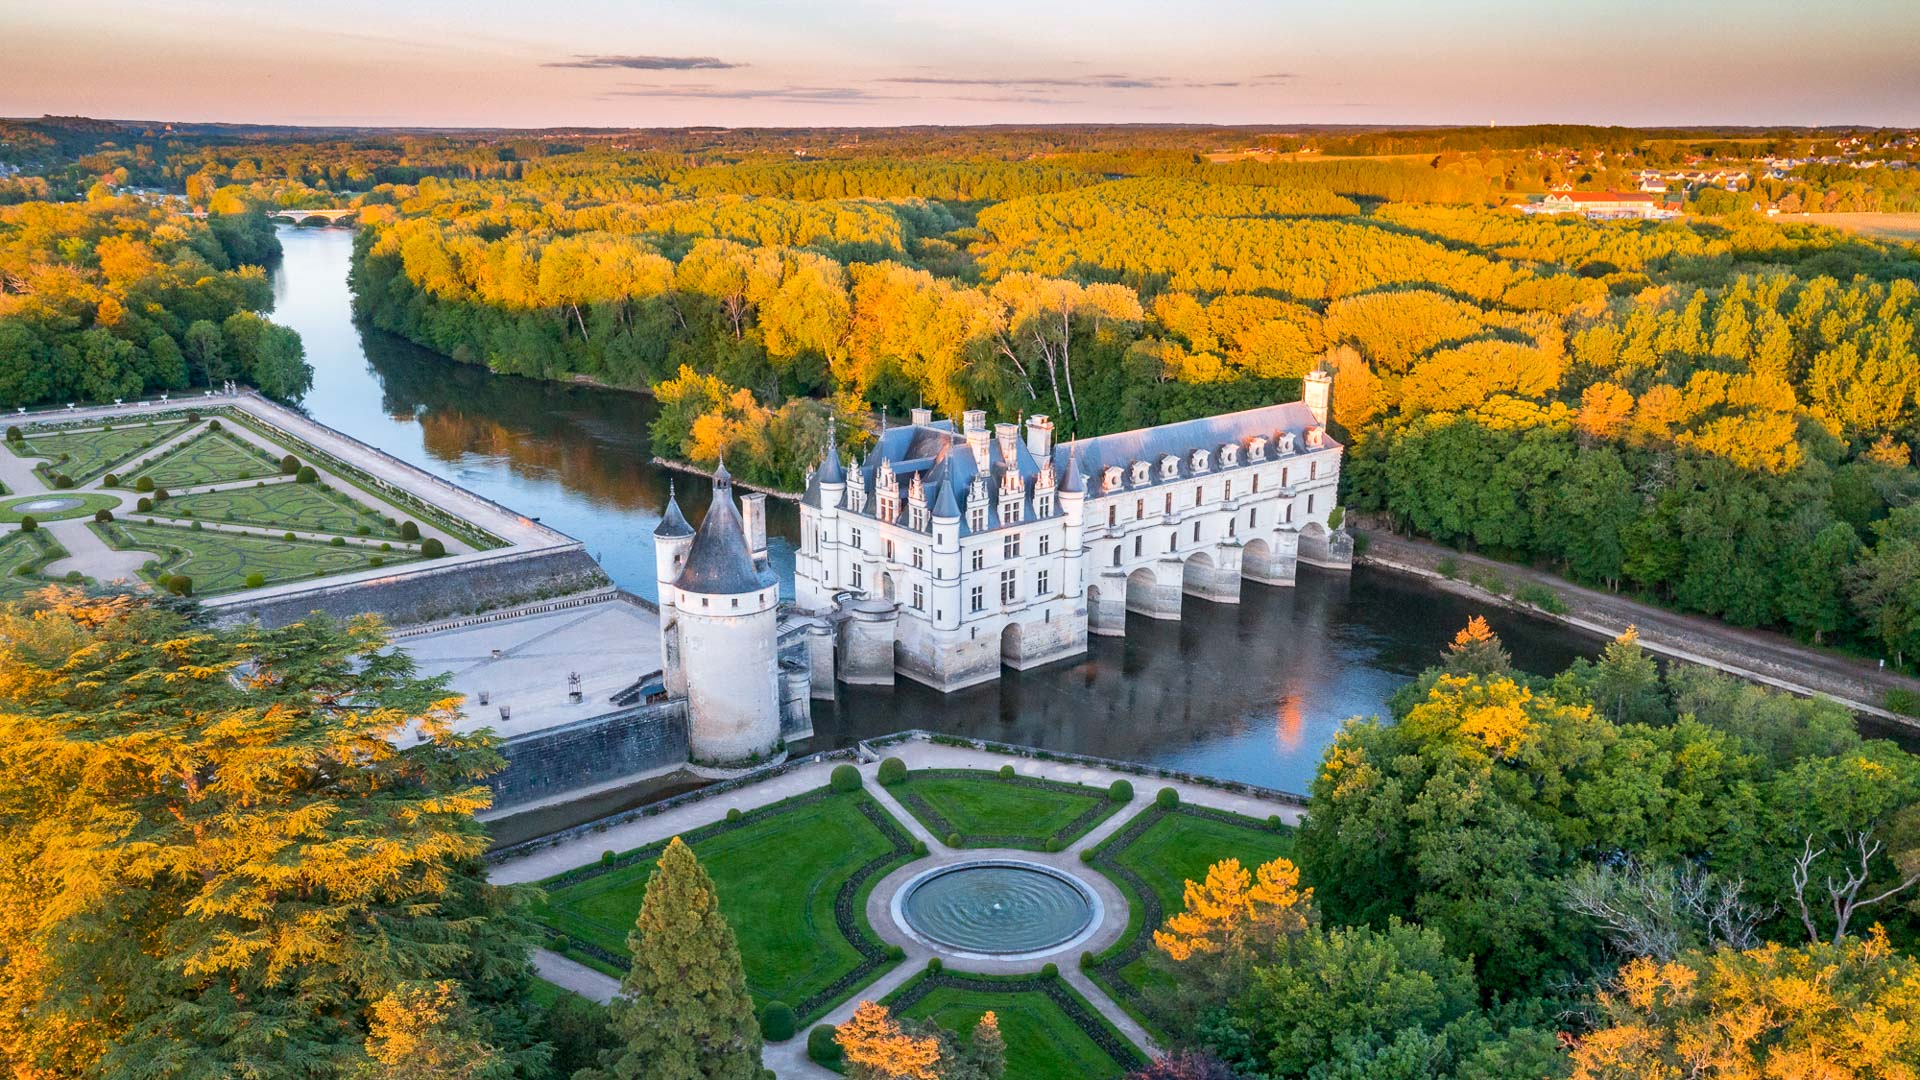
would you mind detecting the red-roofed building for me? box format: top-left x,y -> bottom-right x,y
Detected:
1516,191 -> 1682,220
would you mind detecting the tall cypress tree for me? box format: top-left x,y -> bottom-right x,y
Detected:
588,836 -> 764,1080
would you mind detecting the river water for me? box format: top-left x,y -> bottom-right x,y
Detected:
270,226 -> 1602,795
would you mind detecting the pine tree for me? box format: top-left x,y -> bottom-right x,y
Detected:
588,837 -> 764,1080
1442,616 -> 1512,678
950,1012 -> 1005,1080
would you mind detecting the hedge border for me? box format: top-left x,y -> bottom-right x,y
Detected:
892,769 -> 1124,850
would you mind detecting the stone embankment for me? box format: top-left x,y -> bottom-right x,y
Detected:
1354,521 -> 1920,726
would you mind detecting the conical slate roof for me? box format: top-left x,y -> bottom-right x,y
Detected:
677,461 -> 778,595
1060,448 -> 1086,494
930,455 -> 961,519
816,427 -> 845,485
654,480 -> 694,538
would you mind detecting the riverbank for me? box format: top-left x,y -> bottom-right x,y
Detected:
1354,523 -> 1920,726
650,456 -> 802,502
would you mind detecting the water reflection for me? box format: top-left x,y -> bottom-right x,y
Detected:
271,225 -> 1602,794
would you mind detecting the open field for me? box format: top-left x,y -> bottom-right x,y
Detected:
1793,212 -> 1920,241
11,422 -> 187,484
95,520 -> 416,595
890,768 -> 1125,850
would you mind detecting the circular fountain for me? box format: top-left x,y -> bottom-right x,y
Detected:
896,860 -> 1100,959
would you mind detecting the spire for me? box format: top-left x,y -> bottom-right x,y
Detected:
654,478 -> 694,538
817,423 -> 845,485
931,456 -> 961,520
1060,446 -> 1086,494
677,464 -> 776,594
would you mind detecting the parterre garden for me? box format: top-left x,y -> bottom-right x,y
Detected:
0,529 -> 76,600
95,520 -> 418,595
10,420 -> 187,485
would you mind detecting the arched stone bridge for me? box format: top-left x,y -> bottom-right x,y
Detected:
266,207 -> 358,224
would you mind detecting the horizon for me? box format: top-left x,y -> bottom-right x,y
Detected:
8,0 -> 1919,129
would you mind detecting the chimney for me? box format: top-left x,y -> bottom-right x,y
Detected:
964,410 -> 990,471
741,492 -> 768,558
1024,413 -> 1053,459
1304,369 -> 1332,428
994,422 -> 1021,464
909,406 -> 933,427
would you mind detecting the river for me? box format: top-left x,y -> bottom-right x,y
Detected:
270,225 -> 1603,795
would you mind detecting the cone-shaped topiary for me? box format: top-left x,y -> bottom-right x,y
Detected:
589,837 -> 763,1080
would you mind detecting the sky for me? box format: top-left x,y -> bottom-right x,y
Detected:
4,0 -> 1917,129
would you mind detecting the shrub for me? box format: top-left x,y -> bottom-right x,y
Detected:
998,764 -> 1015,779
758,1002 -> 796,1042
421,537 -> 446,558
295,466 -> 317,484
886,944 -> 905,962
1515,582 -> 1567,614
370,556 -> 384,567
829,764 -> 861,792
726,807 -> 743,823
946,832 -> 962,848
1886,688 -> 1920,718
910,839 -> 928,857
1044,837 -> 1064,853
186,410 -> 199,422
600,850 -> 616,865
1156,787 -> 1180,810
1436,555 -> 1460,579
135,476 -> 155,493
329,536 -> 346,547
4,426 -> 19,442
1080,849 -> 1096,864
283,532 -> 296,541
379,542 -> 392,551
1108,779 -> 1133,803
17,516 -> 36,533
63,570 -> 81,584
191,521 -> 204,531
280,454 -> 300,475
52,474 -> 73,489
925,957 -> 943,973
136,497 -> 152,512
355,524 -> 370,536
152,487 -> 168,503
103,472 -> 117,486
245,572 -> 265,588
1041,962 -> 1058,978
807,1026 -> 842,1067
12,564 -> 28,577
1080,951 -> 1094,969
877,757 -> 907,786
1269,815 -> 1285,830
399,520 -> 421,542
93,509 -> 112,523
207,419 -> 222,431
167,575 -> 193,597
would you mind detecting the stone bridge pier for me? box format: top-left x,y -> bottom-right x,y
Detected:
1243,529 -> 1300,586
1181,544 -> 1244,604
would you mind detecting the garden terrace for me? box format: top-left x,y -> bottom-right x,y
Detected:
10,420 -> 188,485
122,428 -> 281,488
879,969 -> 1146,1079
0,530 -> 75,600
889,768 -> 1126,850
93,520 -> 419,596
148,482 -> 407,538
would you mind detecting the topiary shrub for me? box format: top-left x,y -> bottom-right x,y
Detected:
886,944 -> 905,962
295,466 -> 317,484
136,497 -> 152,512
17,516 -> 36,533
190,521 -> 204,531
1041,962 -> 1058,978
329,536 -> 345,547
1080,849 -> 1095,864
1269,815 -> 1285,831
167,575 -> 193,597
63,570 -> 81,584
1080,951 -> 1094,969
1108,779 -> 1133,803
1044,837 -> 1064,853
52,474 -> 73,489
399,520 -> 421,542
245,572 -> 265,588
355,524 -> 370,536
807,1025 -> 842,1067
925,957 -> 943,973
998,764 -> 1015,779
726,807 -> 743,823
421,537 -> 446,558
910,839 -> 928,857
1156,786 -> 1180,810
946,832 -> 962,848
207,419 -> 222,431
877,756 -> 907,786
102,472 -> 117,487
280,454 -> 300,475
379,542 -> 392,551
152,487 -> 168,503
758,1001 -> 796,1042
4,426 -> 19,443
93,509 -> 112,523
369,556 -> 384,567
829,764 -> 861,792
135,475 -> 155,492
283,532 -> 296,541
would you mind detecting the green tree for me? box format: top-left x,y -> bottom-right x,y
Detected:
182,318 -> 228,384
585,836 -> 763,1080
250,322 -> 314,401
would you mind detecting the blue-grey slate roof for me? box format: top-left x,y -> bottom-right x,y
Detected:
676,465 -> 779,594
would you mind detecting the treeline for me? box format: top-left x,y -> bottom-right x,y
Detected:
0,195 -> 312,405
1137,621 -> 1920,1077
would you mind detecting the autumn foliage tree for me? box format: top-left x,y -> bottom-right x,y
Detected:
834,1000 -> 1004,1080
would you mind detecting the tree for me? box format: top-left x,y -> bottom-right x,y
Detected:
1154,857 -> 1314,962
836,1001 -> 943,1080
357,981 -> 511,1080
0,590 -> 538,1077
585,836 -> 763,1080
249,323 -> 314,401
1440,616 -> 1511,679
1572,627 -> 1669,727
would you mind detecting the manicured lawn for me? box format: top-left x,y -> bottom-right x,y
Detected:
0,529 -> 74,599
885,971 -> 1144,1079
95,520 -> 417,595
1087,804 -> 1295,1033
126,429 -> 279,488
14,422 -> 188,483
536,787 -> 919,1022
890,769 -> 1125,849
0,492 -> 122,523
149,481 -> 403,537
526,978 -> 582,1010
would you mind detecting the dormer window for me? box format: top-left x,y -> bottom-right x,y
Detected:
968,506 -> 987,532
1306,426 -> 1326,449
1159,455 -> 1180,481
1248,437 -> 1268,461
1278,431 -> 1297,454
909,505 -> 928,531
1130,461 -> 1151,487
1220,444 -> 1238,467
1001,497 -> 1024,525
1104,466 -> 1125,492
1035,493 -> 1054,518
1190,449 -> 1210,473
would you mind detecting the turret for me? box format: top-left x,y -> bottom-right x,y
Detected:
1304,368 -> 1332,428
654,482 -> 695,697
672,461 -> 783,763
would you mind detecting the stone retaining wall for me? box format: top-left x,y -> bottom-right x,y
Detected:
491,698 -> 691,809
214,545 -> 610,629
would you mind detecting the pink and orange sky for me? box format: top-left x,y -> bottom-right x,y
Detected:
5,0 -> 1917,129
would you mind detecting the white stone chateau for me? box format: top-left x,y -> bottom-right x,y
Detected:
794,372 -> 1351,693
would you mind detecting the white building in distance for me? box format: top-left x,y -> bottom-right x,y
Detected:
795,373 -> 1350,693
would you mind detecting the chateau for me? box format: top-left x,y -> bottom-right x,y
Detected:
793,372 -> 1351,693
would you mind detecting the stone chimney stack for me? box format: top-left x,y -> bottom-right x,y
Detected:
741,492 -> 768,559
1304,369 -> 1332,428
1024,414 -> 1054,459
964,410 -> 990,471
994,422 -> 1021,465
909,406 -> 933,427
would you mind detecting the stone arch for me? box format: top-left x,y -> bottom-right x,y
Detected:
1297,521 -> 1353,569
1181,549 -> 1214,593
1126,565 -> 1180,620
1086,582 -> 1126,637
1000,621 -> 1023,666
1182,547 -> 1243,605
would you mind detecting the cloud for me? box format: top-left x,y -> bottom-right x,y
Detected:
876,73 -> 1247,90
1253,72 -> 1299,83
546,55 -> 740,70
604,84 -> 890,104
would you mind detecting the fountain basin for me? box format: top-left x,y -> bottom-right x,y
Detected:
895,860 -> 1101,959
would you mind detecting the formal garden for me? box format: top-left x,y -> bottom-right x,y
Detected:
4,408 -> 501,597
0,527 -> 75,600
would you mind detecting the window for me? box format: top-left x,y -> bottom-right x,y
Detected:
1286,502 -> 1295,523
971,547 -> 985,571
1113,545 -> 1122,567
1252,474 -> 1260,493
1310,461 -> 1318,480
970,585 -> 985,612
1190,449 -> 1209,473
850,527 -> 863,551
911,584 -> 925,610
1132,461 -> 1151,486
1108,505 -> 1117,527
1134,536 -> 1143,557
731,598 -> 739,609
1225,479 -> 1232,500
999,568 -> 1018,604
1194,487 -> 1203,507
1164,493 -> 1172,514
884,539 -> 895,561
1104,466 -> 1124,492
1250,507 -> 1258,527
1194,521 -> 1201,542
1038,534 -> 1051,556
1280,467 -> 1289,487
1228,518 -> 1236,537
852,563 -> 864,589
969,506 -> 987,532
912,547 -> 924,569
1135,499 -> 1144,520
1004,533 -> 1022,559
1308,494 -> 1316,513
909,506 -> 927,531
1003,499 -> 1024,525
1036,494 -> 1053,517
1037,569 -> 1050,595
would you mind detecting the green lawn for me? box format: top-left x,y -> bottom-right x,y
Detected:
14,422 -> 188,483
149,481 -> 403,538
885,971 -> 1144,1079
1087,804 -> 1295,1033
95,520 -> 417,595
890,769 -> 1125,849
126,429 -> 279,488
0,529 -> 75,599
0,492 -> 122,523
536,787 -> 919,1023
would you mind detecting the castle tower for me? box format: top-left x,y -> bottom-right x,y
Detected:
666,461 -> 783,763
653,482 -> 694,698
1304,368 -> 1332,428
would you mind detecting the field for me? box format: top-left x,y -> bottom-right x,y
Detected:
889,769 -> 1125,849
536,787 -> 918,1022
884,971 -> 1145,1079
12,422 -> 187,484
125,429 -> 279,488
1795,212 -> 1920,241
94,520 -> 416,595
149,481 -> 404,538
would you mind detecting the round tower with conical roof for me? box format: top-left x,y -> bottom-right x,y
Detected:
653,481 -> 696,698
659,462 -> 783,763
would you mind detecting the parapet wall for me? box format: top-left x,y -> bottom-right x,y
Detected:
490,698 -> 691,809
214,545 -> 610,630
